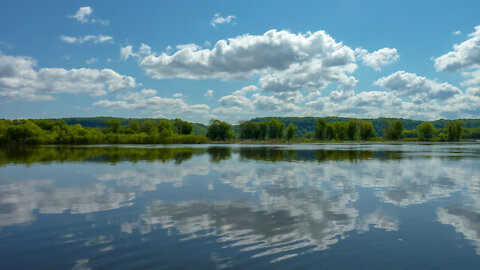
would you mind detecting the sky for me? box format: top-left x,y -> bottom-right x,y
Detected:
1,0 -> 480,124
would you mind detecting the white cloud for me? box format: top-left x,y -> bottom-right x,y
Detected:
68,6 -> 109,25
462,70 -> 480,88
93,89 -> 210,116
212,70 -> 480,120
252,93 -> 300,112
120,45 -> 135,60
217,85 -> 298,114
219,93 -> 254,109
356,47 -> 399,71
69,6 -> 92,23
231,85 -> 258,96
133,29 -> 360,99
136,30 -> 358,87
0,52 -> 136,101
60,35 -> 113,44
85,57 -> 98,65
62,27 -> 480,121
120,43 -> 151,60
305,90 -> 405,118
173,93 -> 183,98
453,30 -> 462,35
210,13 -> 236,27
204,89 -> 214,98
374,71 -> 461,101
259,57 -> 357,93
434,25 -> 480,72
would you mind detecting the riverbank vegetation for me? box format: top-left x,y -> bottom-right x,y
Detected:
0,116 -> 479,145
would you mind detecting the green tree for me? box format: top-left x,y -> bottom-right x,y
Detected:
359,120 -> 375,140
239,121 -> 257,139
129,119 -> 140,133
105,119 -> 121,134
7,120 -> 45,144
347,119 -> 357,140
315,118 -> 327,140
206,119 -> 232,141
158,119 -> 174,137
325,123 -> 335,140
332,121 -> 348,140
445,121 -> 463,141
267,119 -> 285,139
239,121 -> 267,140
438,132 -> 446,142
173,118 -> 193,135
418,122 -> 434,141
0,119 -> 12,144
286,123 -> 297,140
141,120 -> 158,135
385,120 -> 403,140
258,122 -> 268,140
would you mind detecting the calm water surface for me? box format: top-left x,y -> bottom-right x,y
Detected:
1,144 -> 480,269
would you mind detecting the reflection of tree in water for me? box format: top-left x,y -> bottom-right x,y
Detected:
314,150 -> 374,163
0,146 -> 205,166
207,147 -> 232,163
239,148 -> 286,162
238,148 -> 376,163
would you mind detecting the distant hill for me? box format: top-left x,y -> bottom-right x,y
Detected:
52,117 -> 208,135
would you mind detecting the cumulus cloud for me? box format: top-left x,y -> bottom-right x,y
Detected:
453,30 -> 462,35
60,35 -> 113,44
461,70 -> 480,97
210,71 -> 479,120
259,56 -> 357,93
69,6 -> 92,23
356,47 -> 399,71
135,30 -> 358,92
120,43 -> 151,60
0,52 -> 136,101
434,25 -> 480,72
68,6 -> 109,25
374,71 -> 461,101
462,70 -> 480,88
210,13 -> 236,27
93,88 -> 211,116
306,90 -> 405,118
72,27 -> 480,120
217,85 -> 299,114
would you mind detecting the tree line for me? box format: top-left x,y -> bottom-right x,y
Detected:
0,118 -> 207,145
0,117 -> 476,145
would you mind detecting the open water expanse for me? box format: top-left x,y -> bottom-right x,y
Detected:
1,143 -> 480,269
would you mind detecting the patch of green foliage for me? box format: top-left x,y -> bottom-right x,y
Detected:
0,118 -> 207,145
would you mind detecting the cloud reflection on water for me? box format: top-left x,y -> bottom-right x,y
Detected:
1,145 -> 480,265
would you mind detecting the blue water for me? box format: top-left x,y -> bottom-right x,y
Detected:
1,144 -> 480,269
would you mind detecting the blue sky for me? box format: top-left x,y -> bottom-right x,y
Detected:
1,0 -> 480,123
